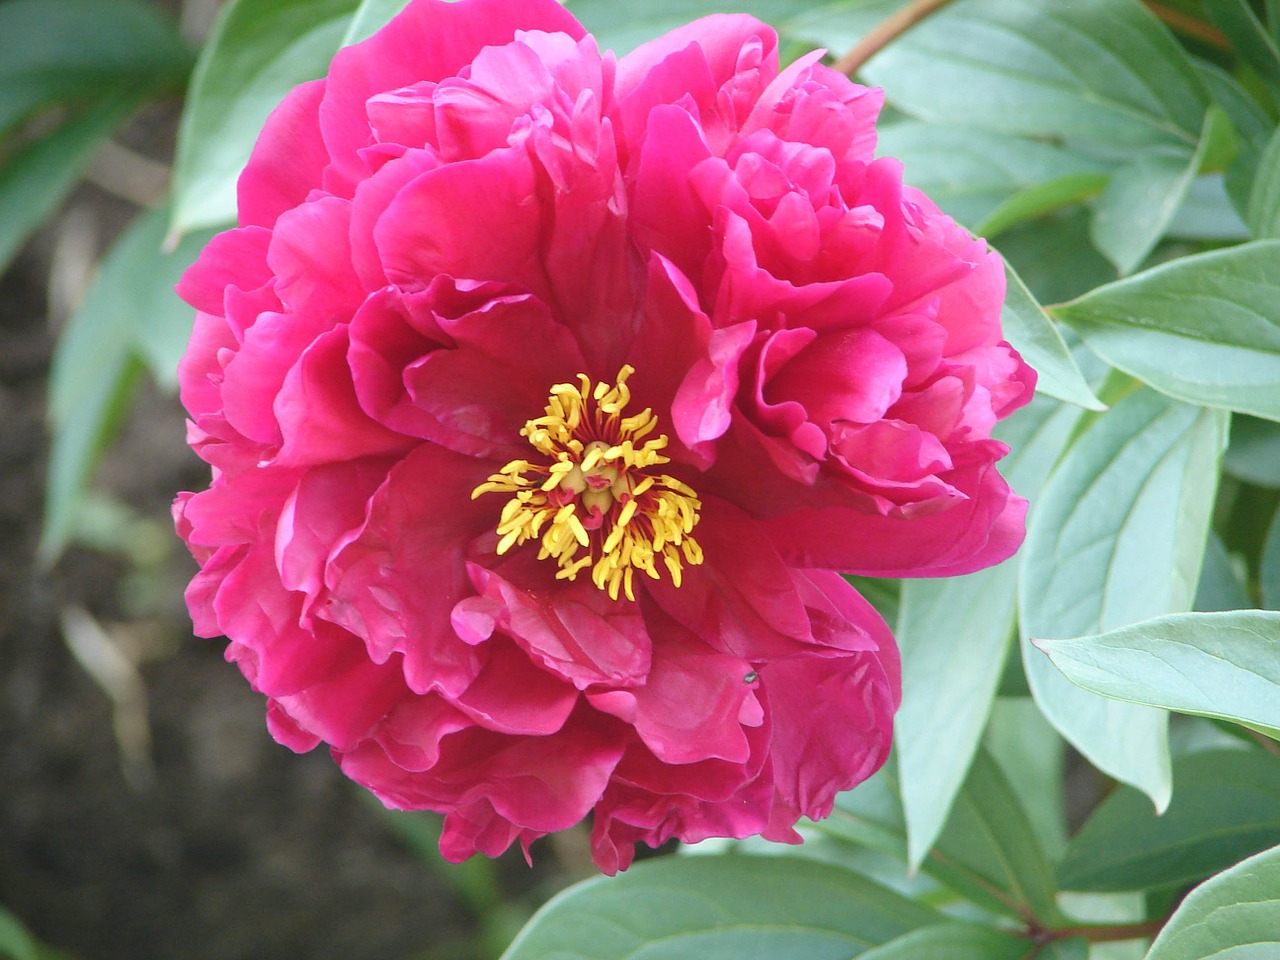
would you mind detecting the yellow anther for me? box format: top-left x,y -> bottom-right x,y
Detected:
471,366 -> 702,600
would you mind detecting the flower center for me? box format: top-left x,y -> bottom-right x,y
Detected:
471,365 -> 703,601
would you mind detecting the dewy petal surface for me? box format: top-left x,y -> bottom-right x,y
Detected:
175,0 -> 1033,872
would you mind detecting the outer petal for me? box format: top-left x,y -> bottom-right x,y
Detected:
319,0 -> 587,193
324,444 -> 495,696
238,79 -> 330,228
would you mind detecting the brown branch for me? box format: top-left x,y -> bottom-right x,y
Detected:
833,0 -> 959,76
1143,3 -> 1229,49
1032,918 -> 1167,944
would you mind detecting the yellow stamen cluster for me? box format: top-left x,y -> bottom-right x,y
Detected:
471,365 -> 703,601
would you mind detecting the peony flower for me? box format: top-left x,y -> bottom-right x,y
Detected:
174,0 -> 1034,873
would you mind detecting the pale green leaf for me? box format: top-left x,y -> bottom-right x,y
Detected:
1001,263 -> 1105,410
856,924 -> 1033,960
0,94 -> 136,275
997,208 -> 1118,305
0,905 -> 37,960
1246,127 -> 1280,240
895,397 -> 1083,868
341,0 -> 411,46
1020,390 -> 1228,810
875,121 -> 1108,231
0,0 -> 191,137
932,749 -> 1062,923
1058,749 -> 1280,893
1206,1 -> 1280,106
568,0 -> 817,55
1224,415 -> 1280,487
1168,174 -> 1250,242
985,699 -> 1067,860
1145,843 -> 1280,960
1089,127 -> 1207,276
1054,241 -> 1280,422
853,0 -> 1207,153
41,207 -> 213,561
1263,511 -> 1280,610
784,0 -> 904,55
499,855 -> 943,960
1035,610 -> 1280,740
823,765 -> 1031,919
1036,941 -> 1088,960
977,173 -> 1108,239
169,0 -> 359,238
1195,531 -> 1252,613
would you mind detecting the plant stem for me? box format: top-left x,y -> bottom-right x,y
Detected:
833,0 -> 958,76
1029,917 -> 1167,944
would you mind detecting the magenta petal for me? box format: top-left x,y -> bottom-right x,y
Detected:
452,638 -> 579,735
647,496 -> 818,661
275,458 -> 391,605
273,326 -> 413,467
614,616 -> 757,764
764,648 -> 895,819
238,79 -> 330,228
325,444 -> 494,696
465,564 -> 651,690
374,147 -> 547,297
176,226 -> 272,316
318,0 -> 587,192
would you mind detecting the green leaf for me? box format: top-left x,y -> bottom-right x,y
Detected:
845,576 -> 901,628
1035,610 -> 1280,740
1246,127 -> 1280,240
1001,263 -> 1105,410
856,924 -> 1033,960
785,0 -> 904,55
997,208 -> 1118,305
985,699 -> 1067,860
1205,0 -> 1280,109
41,207 -> 215,561
1020,389 -> 1228,810
1194,60 -> 1273,218
876,121 -> 1108,231
1058,749 -> 1280,893
932,749 -> 1062,924
1053,241 -> 1280,422
976,173 -> 1109,240
1145,843 -> 1280,960
132,224 -> 224,387
895,397 -> 1083,868
1263,511 -> 1280,610
499,855 -> 943,960
1168,174 -> 1250,242
896,566 -> 1016,869
1089,111 -> 1214,276
568,0 -> 817,55
169,0 -> 360,239
0,0 -> 191,137
0,93 -> 136,275
853,0 -> 1207,153
0,905 -> 37,960
823,765 -> 1031,919
1224,415 -> 1280,487
1034,940 -> 1088,960
1195,531 -> 1253,613
341,0 -> 410,46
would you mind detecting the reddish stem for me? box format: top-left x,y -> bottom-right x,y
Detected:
833,0 -> 958,76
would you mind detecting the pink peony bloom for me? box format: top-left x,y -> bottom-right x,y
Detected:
174,0 -> 1034,873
